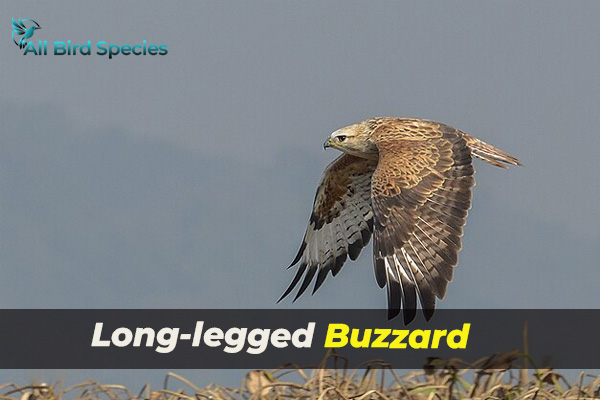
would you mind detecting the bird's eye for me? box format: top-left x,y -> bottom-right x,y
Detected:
337,135 -> 347,142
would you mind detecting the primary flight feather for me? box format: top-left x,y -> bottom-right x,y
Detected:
280,117 -> 520,323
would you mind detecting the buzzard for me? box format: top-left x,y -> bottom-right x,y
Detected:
280,117 -> 520,323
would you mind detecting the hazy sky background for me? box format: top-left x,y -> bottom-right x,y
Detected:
2,0 -> 599,389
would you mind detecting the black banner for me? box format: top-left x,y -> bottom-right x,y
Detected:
1,309 -> 598,369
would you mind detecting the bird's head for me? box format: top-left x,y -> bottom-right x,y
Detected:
33,26 -> 41,31
323,122 -> 378,159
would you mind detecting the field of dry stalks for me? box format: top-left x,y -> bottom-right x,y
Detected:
2,353 -> 599,400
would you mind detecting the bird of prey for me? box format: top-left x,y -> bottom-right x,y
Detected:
280,117 -> 520,323
12,18 -> 41,49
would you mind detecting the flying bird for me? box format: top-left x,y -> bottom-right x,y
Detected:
280,117 -> 520,323
12,18 -> 41,49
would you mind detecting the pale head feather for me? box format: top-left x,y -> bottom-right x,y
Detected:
324,122 -> 378,159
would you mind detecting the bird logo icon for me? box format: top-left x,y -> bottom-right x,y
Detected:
12,18 -> 41,49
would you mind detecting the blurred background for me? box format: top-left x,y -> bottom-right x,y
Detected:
1,0 -> 599,388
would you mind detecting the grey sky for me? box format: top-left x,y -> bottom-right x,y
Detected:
1,0 -> 599,388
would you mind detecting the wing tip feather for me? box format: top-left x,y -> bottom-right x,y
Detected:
278,262 -> 307,302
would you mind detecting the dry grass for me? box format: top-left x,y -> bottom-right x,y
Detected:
2,353 -> 599,400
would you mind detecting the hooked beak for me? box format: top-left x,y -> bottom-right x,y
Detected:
323,138 -> 332,150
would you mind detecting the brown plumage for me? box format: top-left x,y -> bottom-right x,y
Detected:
280,117 -> 521,323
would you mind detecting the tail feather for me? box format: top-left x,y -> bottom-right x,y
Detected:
462,133 -> 521,168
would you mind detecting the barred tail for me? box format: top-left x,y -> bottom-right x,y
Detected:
462,133 -> 522,169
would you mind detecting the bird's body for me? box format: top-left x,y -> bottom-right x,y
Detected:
21,27 -> 38,42
280,117 -> 520,323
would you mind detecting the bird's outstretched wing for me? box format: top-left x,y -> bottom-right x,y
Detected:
370,120 -> 475,324
12,18 -> 26,35
280,154 -> 377,301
